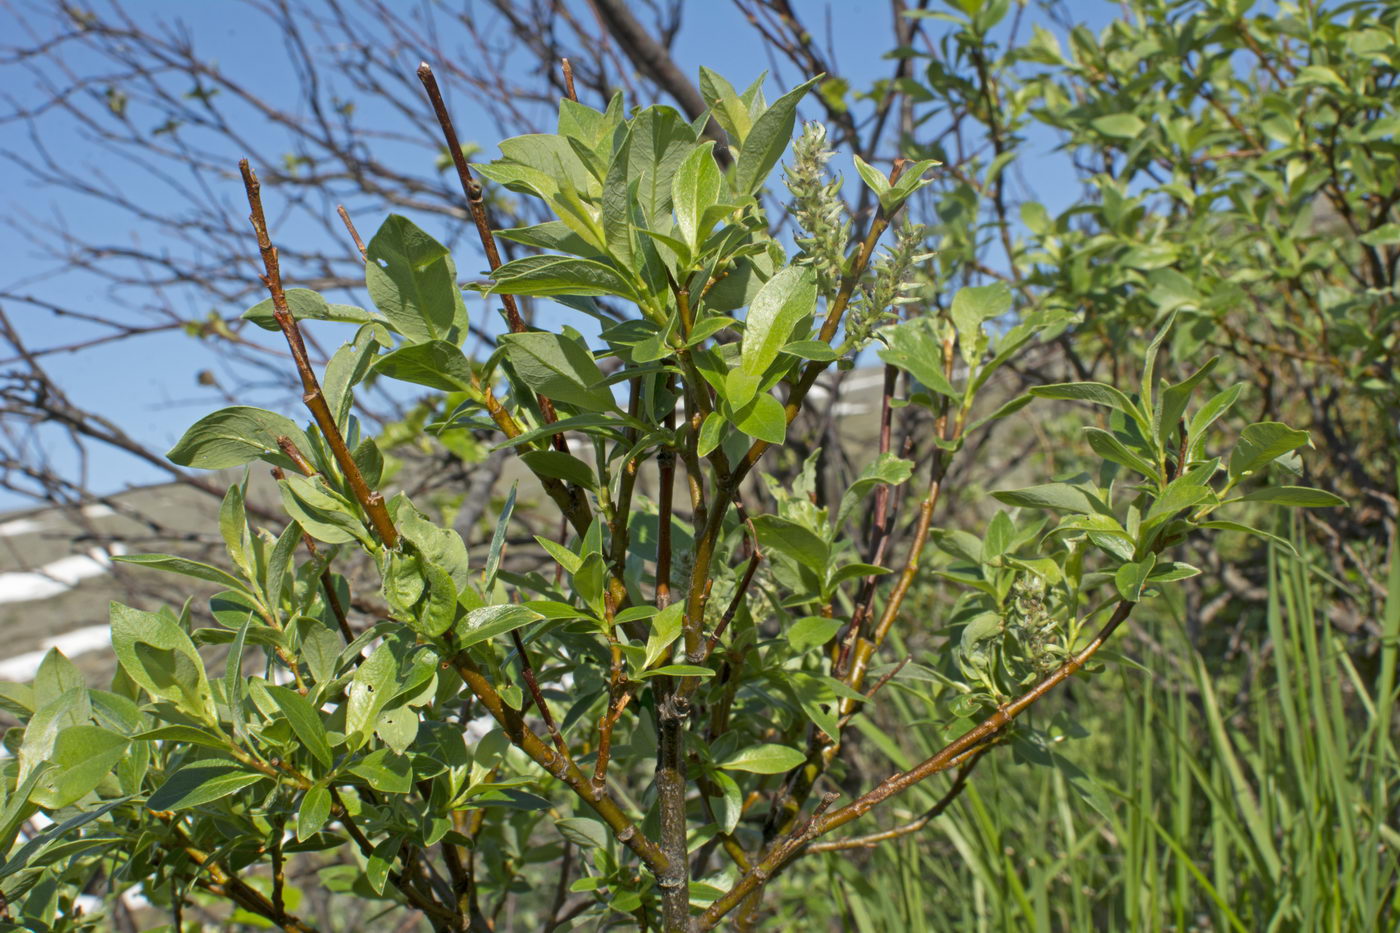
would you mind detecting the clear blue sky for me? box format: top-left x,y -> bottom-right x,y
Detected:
0,1 -> 1115,510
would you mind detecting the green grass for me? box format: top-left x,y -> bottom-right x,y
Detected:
769,527 -> 1400,931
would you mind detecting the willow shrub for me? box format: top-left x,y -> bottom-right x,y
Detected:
0,71 -> 1340,932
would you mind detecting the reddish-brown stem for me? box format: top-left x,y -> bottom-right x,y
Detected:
561,58 -> 578,102
697,599 -> 1137,929
510,628 -> 572,762
835,364 -> 899,674
335,204 -> 367,260
449,651 -> 669,874
239,160 -> 398,549
655,450 -> 676,609
806,747 -> 984,852
414,62 -> 570,455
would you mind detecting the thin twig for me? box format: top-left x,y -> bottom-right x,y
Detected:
239,159 -> 398,549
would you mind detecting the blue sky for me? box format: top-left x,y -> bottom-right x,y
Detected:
0,1 -> 1115,510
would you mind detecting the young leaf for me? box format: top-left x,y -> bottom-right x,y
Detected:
455,605 -> 544,650
717,743 -> 807,774
243,287 -> 380,332
30,726 -> 129,810
1228,422 -> 1311,481
673,141 -> 725,252
296,785 -> 332,842
877,318 -> 957,399
739,265 -> 818,381
366,214 -> 462,343
146,762 -> 265,811
733,76 -> 820,196
490,254 -> 638,301
499,331 -> 618,412
166,406 -> 311,470
1114,555 -> 1157,601
1237,486 -> 1345,508
374,340 -> 475,392
264,685 -> 334,770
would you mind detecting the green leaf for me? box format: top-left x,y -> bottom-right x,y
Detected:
1188,383 -> 1243,445
1084,428 -> 1158,479
1144,480 -> 1215,531
1115,555 -> 1157,602
837,452 -> 914,527
992,483 -> 1100,514
752,515 -> 828,574
297,785 -> 331,842
490,255 -> 637,300
555,816 -> 610,849
166,406 -> 311,470
113,553 -> 249,593
109,602 -> 216,722
349,748 -> 413,795
34,649 -> 83,710
455,604 -> 544,650
700,67 -> 754,144
131,725 -> 230,750
520,450 -> 596,489
877,318 -> 957,399
852,154 -> 890,202
1237,486 -> 1345,508
1156,357 -> 1218,449
366,215 -> 462,343
278,474 -> 374,548
1196,520 -> 1297,556
147,762 -> 265,811
787,616 -> 842,652
265,685 -> 334,770
243,288 -> 380,332
731,392 -> 787,445
30,726 -> 129,809
374,340 -> 475,392
500,331 -> 617,412
375,703 -> 419,755
697,411 -> 726,457
346,641 -> 399,751
644,604 -> 685,669
636,665 -> 713,678
1228,422 -> 1311,481
733,76 -> 820,196
1092,113 -> 1146,139
324,328 -> 381,431
717,743 -> 807,774
673,141 -> 725,251
950,283 -> 1012,342
739,266 -> 818,384
1029,383 -> 1147,432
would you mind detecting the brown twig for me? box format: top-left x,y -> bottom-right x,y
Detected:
415,62 -> 573,457
335,204 -> 367,260
239,159 -> 398,549
510,628 -> 572,762
561,58 -> 578,102
698,599 -> 1137,929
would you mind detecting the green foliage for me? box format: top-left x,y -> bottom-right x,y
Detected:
0,35 -> 1371,932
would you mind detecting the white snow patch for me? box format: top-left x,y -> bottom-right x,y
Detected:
0,518 -> 44,537
0,623 -> 115,682
0,543 -> 127,604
